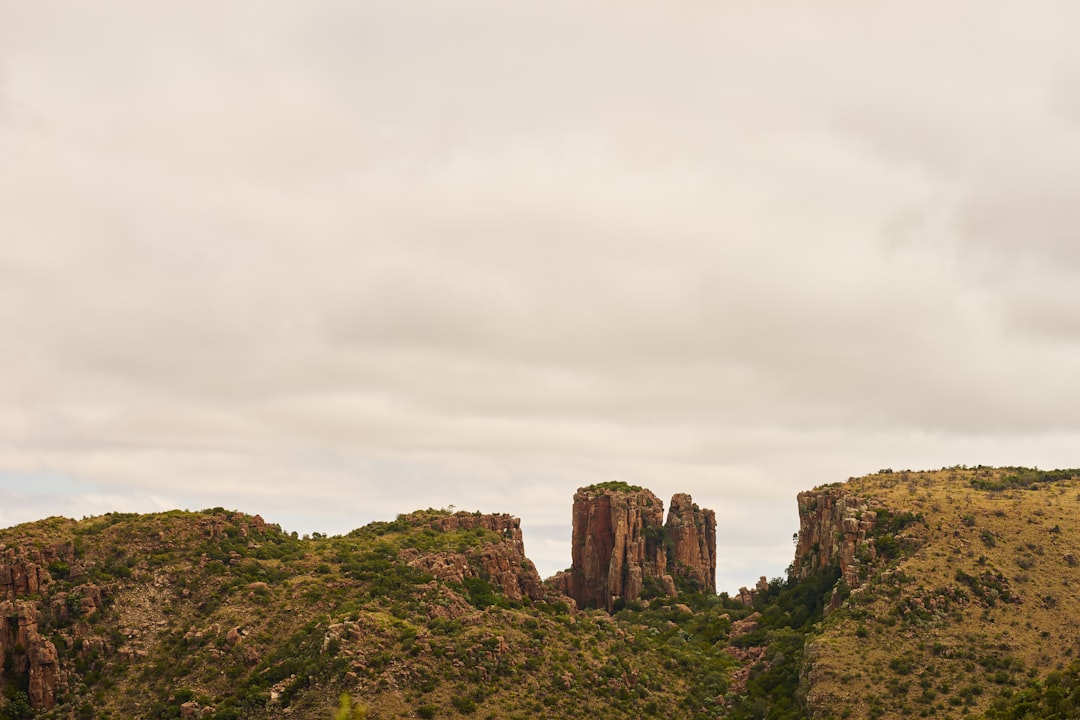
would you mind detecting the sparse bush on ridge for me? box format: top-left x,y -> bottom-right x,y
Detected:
584,480 -> 645,493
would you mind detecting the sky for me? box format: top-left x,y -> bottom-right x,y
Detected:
3,2 -> 1080,594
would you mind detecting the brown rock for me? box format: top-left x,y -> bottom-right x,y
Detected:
0,600 -> 60,709
730,611 -> 762,638
793,487 -> 880,593
49,593 -> 71,624
405,513 -> 546,603
724,644 -> 769,698
665,493 -> 717,594
565,486 -> 668,611
28,636 -> 59,709
626,566 -> 643,603
1,541 -> 76,601
180,701 -> 215,719
556,486 -> 718,611
735,587 -> 755,606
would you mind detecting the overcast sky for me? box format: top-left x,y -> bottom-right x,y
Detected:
3,2 -> 1080,593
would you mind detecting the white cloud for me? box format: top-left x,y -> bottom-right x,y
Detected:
3,1 -> 1080,592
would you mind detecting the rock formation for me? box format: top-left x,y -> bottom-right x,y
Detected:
665,493 -> 717,594
563,486 -> 668,611
0,600 -> 60,709
1,541 -> 75,601
556,485 -> 717,611
402,513 -> 546,603
792,486 -> 877,590
734,576 -> 770,606
0,543 -> 75,709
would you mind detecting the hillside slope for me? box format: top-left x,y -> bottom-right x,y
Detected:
796,467 -> 1080,719
0,506 -> 767,720
2,468 -> 1079,720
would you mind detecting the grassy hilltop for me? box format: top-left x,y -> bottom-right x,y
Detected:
799,466 -> 1080,719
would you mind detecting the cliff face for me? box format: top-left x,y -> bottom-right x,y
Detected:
792,486 -> 877,590
558,486 -> 717,611
0,545 -> 70,709
2,541 -> 76,601
665,493 -> 717,594
565,486 -> 667,611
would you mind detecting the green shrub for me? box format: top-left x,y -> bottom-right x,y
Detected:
584,481 -> 644,493
451,695 -> 477,714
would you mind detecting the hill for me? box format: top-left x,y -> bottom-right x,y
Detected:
1,467 -> 1079,719
793,466 -> 1080,719
0,504 -> 761,720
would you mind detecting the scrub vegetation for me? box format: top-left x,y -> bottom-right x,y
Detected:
2,466 -> 1079,719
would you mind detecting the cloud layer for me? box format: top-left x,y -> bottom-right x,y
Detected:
4,1 -> 1080,589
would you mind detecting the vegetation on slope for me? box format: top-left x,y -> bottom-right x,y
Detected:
801,467 -> 1080,720
0,507 -> 767,720
3,466 -> 1080,720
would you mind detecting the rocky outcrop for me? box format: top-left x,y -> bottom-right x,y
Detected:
0,542 -> 75,709
734,576 -> 770,606
557,486 -> 717,611
403,513 -> 546,603
1,541 -> 76,600
0,600 -> 61,709
665,493 -> 717,594
563,486 -> 668,611
792,486 -> 877,590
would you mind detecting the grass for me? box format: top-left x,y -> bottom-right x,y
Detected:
801,467 -> 1080,719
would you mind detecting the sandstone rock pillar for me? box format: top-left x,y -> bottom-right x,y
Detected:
665,493 -> 717,594
567,486 -> 666,611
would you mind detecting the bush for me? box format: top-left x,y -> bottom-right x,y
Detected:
0,688 -> 32,720
585,481 -> 644,493
451,695 -> 477,714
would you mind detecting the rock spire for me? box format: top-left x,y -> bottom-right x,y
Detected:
554,484 -> 717,611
